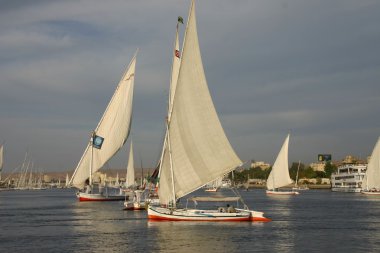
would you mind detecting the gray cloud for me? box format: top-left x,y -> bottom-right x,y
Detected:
1,0 -> 379,172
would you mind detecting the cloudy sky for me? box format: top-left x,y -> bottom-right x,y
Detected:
1,0 -> 379,172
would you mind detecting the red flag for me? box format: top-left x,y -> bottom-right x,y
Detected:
175,50 -> 180,58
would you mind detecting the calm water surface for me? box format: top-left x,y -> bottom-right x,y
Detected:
1,188 -> 380,252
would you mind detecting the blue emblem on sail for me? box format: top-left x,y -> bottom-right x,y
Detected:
92,135 -> 104,149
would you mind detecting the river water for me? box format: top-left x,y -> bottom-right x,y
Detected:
1,188 -> 380,252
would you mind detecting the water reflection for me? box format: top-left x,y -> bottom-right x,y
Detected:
147,221 -> 253,253
69,200 -> 149,252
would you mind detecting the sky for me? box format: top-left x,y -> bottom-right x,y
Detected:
1,0 -> 379,172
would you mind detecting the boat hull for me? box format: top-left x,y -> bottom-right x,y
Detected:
266,190 -> 299,195
124,201 -> 147,210
331,187 -> 362,193
76,192 -> 126,202
361,191 -> 380,195
147,206 -> 271,222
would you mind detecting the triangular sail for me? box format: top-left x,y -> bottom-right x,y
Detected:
70,53 -> 137,189
154,18 -> 183,185
267,134 -> 293,190
158,0 -> 242,205
0,145 -> 3,181
169,22 -> 181,120
125,141 -> 135,188
362,137 -> 380,190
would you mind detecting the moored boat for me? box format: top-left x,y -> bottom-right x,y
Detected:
331,164 -> 367,193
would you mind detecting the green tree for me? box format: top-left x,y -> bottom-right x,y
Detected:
324,162 -> 337,178
303,167 -> 317,178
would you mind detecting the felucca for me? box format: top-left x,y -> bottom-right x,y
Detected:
361,137 -> 380,195
147,0 -> 270,222
266,134 -> 299,195
69,52 -> 137,201
123,141 -> 148,210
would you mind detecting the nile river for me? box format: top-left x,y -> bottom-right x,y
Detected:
1,188 -> 380,252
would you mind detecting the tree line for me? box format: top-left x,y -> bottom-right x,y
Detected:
230,162 -> 337,184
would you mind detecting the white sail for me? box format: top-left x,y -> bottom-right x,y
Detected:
362,137 -> 380,190
267,134 -> 293,190
168,21 -> 181,120
158,0 -> 242,205
65,173 -> 69,187
156,18 -> 182,184
0,145 -> 3,181
125,141 -> 135,188
70,53 -> 137,189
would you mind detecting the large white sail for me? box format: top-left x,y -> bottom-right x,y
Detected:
158,0 -> 242,205
125,141 -> 135,188
362,137 -> 380,190
70,53 -> 137,189
267,134 -> 293,190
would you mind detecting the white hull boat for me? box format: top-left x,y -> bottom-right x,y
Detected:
69,52 -> 137,200
77,191 -> 126,202
149,0 -> 270,223
266,190 -> 299,195
148,206 -> 269,222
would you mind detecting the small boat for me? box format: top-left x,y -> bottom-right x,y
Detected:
292,161 -> 309,191
124,190 -> 147,210
123,142 -> 148,210
204,187 -> 218,192
204,177 -> 222,192
147,0 -> 270,222
266,134 -> 299,195
69,52 -> 137,202
361,137 -> 380,195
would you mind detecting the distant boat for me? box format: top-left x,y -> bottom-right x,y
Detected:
204,177 -> 223,192
292,160 -> 309,191
123,141 -> 147,210
147,0 -> 270,222
266,134 -> 299,195
361,137 -> 380,195
0,144 -> 3,182
69,52 -> 137,201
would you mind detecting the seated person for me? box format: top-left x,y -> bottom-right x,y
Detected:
226,204 -> 236,213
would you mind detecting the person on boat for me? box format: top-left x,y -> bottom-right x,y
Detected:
84,179 -> 92,194
227,204 -> 236,213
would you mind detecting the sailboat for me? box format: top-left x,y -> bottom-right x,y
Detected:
65,173 -> 70,188
0,144 -> 3,183
69,52 -> 137,201
361,137 -> 380,195
204,177 -> 222,192
292,160 -> 309,191
266,134 -> 299,195
123,141 -> 148,210
147,0 -> 270,222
